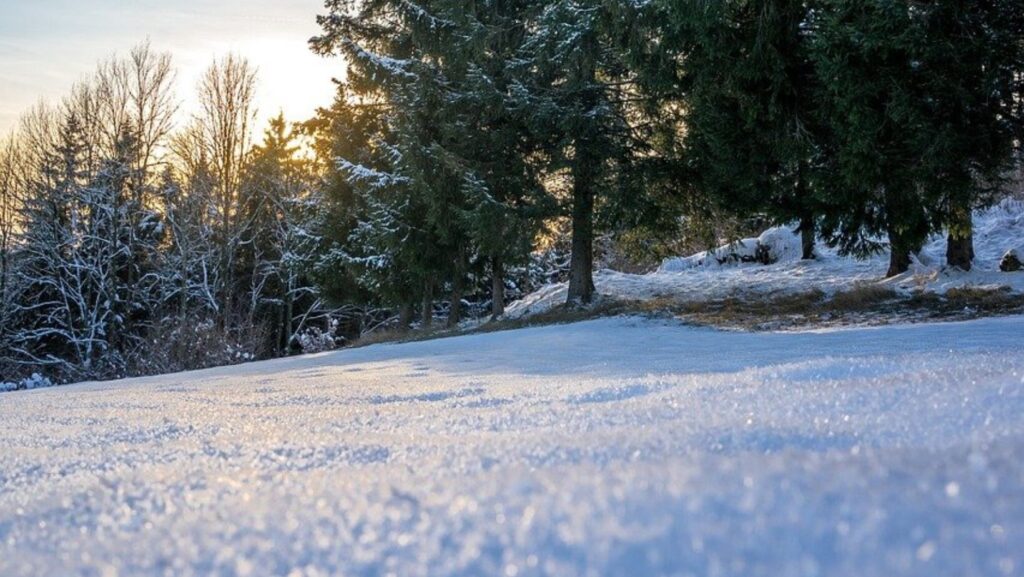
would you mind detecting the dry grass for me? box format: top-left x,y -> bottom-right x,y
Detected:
671,285 -> 1024,331
943,286 -> 1018,308
344,284 -> 1024,348
828,283 -> 900,310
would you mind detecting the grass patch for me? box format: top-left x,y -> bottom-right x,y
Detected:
345,284 -> 1024,349
828,283 -> 900,310
671,285 -> 1024,331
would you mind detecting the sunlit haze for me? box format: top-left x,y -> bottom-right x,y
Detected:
0,0 -> 341,136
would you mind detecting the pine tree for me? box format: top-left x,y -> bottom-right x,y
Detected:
681,0 -> 823,260
14,111 -> 114,377
911,0 -> 1024,271
812,0 -> 1024,275
519,0 -> 634,304
240,114 -> 327,355
313,1 -> 521,322
811,1 -> 935,276
433,0 -> 551,319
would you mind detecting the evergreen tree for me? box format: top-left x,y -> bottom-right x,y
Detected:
912,0 -> 1024,270
14,112 -> 122,377
812,0 -> 1024,275
681,0 -> 823,260
811,0 -> 935,276
313,0 -> 540,322
435,0 -> 551,318
519,0 -> 635,304
240,115 -> 327,354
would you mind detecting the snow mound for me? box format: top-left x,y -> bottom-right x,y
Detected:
506,199 -> 1024,319
1,316 -> 1023,576
660,225 -> 807,271
0,373 -> 55,393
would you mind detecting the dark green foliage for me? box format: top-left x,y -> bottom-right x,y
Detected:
811,0 -> 1024,275
677,0 -> 823,260
313,0 -> 554,316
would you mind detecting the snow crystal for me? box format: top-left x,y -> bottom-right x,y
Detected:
1,315 -> 1023,576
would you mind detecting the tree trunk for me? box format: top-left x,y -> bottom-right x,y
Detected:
447,276 -> 463,329
398,302 -> 414,332
491,257 -> 505,319
946,203 -> 974,271
567,152 -> 596,305
421,281 -> 434,328
887,228 -> 913,278
800,214 -> 816,260
179,261 -> 188,323
796,163 -> 815,260
273,305 -> 284,356
284,294 -> 294,354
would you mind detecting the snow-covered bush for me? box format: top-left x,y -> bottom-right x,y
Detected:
1002,248 -> 1023,272
135,317 -> 268,375
0,373 -> 55,393
296,319 -> 342,354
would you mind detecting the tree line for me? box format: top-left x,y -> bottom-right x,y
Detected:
2,1 -> 1024,385
311,0 -> 1023,315
0,45 -> 341,385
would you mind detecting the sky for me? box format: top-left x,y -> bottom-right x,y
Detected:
0,0 -> 342,136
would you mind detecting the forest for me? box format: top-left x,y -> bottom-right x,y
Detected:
1,0 -> 1022,386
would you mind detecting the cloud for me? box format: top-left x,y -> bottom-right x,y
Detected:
0,0 -> 339,133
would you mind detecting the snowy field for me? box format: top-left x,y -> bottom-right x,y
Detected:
507,199 -> 1024,318
2,316 -> 1023,576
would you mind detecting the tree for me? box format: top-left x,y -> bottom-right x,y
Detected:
0,135 -> 21,313
313,1 -> 488,323
189,54 -> 258,325
912,0 -> 1024,270
440,0 -> 551,318
680,0 -> 823,260
240,114 -> 328,354
811,1 -> 936,276
812,0 -> 1024,275
14,110 -> 108,377
519,0 -> 635,304
0,134 -> 24,374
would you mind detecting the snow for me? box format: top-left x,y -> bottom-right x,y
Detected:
506,199 -> 1024,319
2,315 -> 1024,576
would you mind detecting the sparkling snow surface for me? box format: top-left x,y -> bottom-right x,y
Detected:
2,316 -> 1024,577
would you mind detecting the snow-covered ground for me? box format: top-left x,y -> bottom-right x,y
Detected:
507,199 -> 1024,318
2,316 -> 1023,576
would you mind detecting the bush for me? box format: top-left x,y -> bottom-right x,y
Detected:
134,317 -> 269,375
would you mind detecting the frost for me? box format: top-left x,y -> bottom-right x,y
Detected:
2,315 -> 1023,576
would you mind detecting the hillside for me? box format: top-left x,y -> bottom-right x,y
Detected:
507,199 -> 1024,320
2,316 -> 1023,576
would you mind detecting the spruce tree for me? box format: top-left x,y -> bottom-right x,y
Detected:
314,0 -> 550,321
681,0 -> 823,260
441,0 -> 550,318
812,0 -> 1024,275
811,0 -> 934,276
912,0 -> 1024,270
519,0 -> 634,304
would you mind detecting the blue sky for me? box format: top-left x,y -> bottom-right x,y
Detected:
0,0 -> 341,134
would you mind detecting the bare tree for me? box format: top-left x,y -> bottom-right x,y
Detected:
93,42 -> 178,188
0,135 -> 22,299
193,54 -> 258,324
0,134 -> 25,372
